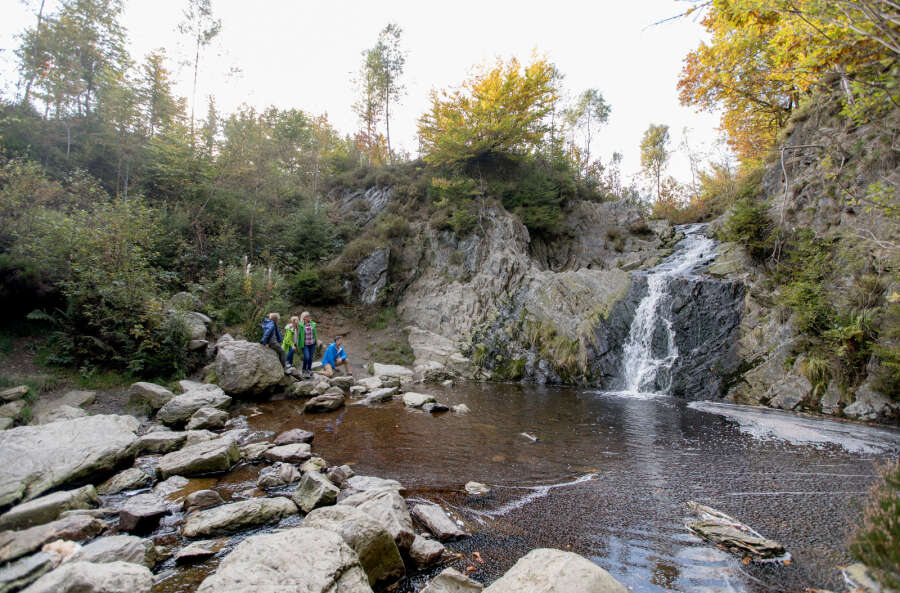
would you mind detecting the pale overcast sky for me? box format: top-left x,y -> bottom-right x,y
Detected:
0,0 -> 727,189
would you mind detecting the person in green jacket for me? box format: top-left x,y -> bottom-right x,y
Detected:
299,311 -> 317,379
282,315 -> 300,373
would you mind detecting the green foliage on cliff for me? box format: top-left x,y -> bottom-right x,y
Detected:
850,460 -> 900,589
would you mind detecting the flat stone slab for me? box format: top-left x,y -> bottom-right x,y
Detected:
0,485 -> 99,531
156,388 -> 231,426
157,437 -> 240,479
97,468 -> 153,495
19,560 -> 153,593
273,429 -> 314,445
411,503 -> 468,541
131,430 -> 187,455
118,493 -> 169,534
69,534 -> 156,567
0,414 -> 140,507
263,443 -> 312,463
0,514 -> 103,564
175,539 -> 227,564
686,502 -> 787,561
182,497 -> 297,537
0,551 -> 61,592
402,392 -> 436,408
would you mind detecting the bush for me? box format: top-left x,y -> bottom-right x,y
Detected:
849,461 -> 900,589
719,196 -> 774,262
873,301 -> 900,401
288,267 -> 345,306
207,263 -> 289,338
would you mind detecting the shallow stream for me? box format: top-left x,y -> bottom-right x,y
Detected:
151,383 -> 900,593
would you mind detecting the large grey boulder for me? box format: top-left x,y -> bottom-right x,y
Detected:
157,437 -> 240,479
20,560 -> 152,593
118,493 -> 169,534
409,535 -> 445,568
292,472 -> 339,513
196,527 -> 373,593
263,443 -> 311,463
767,374 -> 812,410
69,535 -> 156,568
304,505 -> 404,588
0,515 -> 103,564
411,503 -> 468,541
215,340 -> 283,396
844,382 -> 899,422
257,462 -> 301,489
0,485 -> 99,530
371,363 -> 414,384
182,497 -> 297,538
172,311 -> 209,341
273,428 -> 315,445
357,248 -> 390,305
483,548 -> 628,593
0,415 -> 139,507
0,551 -> 61,593
0,386 -> 29,403
422,568 -> 483,593
339,488 -> 415,551
403,392 -> 436,408
97,468 -> 153,495
185,407 -> 229,430
184,490 -> 224,512
156,387 -> 230,427
126,382 -> 174,413
339,476 -> 402,499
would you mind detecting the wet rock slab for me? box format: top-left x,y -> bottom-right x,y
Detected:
686,502 -> 786,561
181,497 -> 297,537
0,485 -> 99,530
411,503 -> 468,541
0,514 -> 103,564
20,560 -> 153,593
69,534 -> 156,568
156,437 -> 240,478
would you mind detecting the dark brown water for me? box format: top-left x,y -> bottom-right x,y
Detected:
151,383 -> 900,593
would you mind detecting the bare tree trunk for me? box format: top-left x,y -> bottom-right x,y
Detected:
190,37 -> 200,153
385,92 -> 391,165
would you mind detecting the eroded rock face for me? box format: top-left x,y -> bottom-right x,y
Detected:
844,382 -> 899,422
196,527 -> 372,593
357,248 -> 390,305
215,340 -> 284,396
181,497 -> 297,538
482,548 -> 628,593
0,415 -> 140,507
20,560 -> 153,593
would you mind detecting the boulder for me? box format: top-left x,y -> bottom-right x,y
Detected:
767,374 -> 812,410
19,560 -> 152,593
196,527 -> 372,593
0,386 -> 29,403
69,535 -> 155,568
184,490 -> 224,512
273,428 -> 314,445
0,515 -> 103,564
168,291 -> 199,310
304,505 -> 404,588
181,497 -> 297,537
152,476 -> 190,501
356,248 -> 390,305
97,468 -> 153,495
452,404 -> 471,414
157,437 -> 240,479
301,457 -> 327,473
422,402 -> 450,413
0,551 -> 61,593
263,443 -> 311,464
686,502 -> 786,561
304,393 -> 345,413
188,339 -> 209,351
172,311 -> 209,341
414,361 -> 456,384
125,383 -> 174,413
0,485 -> 99,531
55,390 -> 96,409
465,482 -> 491,497
239,441 -> 273,462
422,568 -> 483,593
411,503 -> 468,541
185,407 -> 229,431
184,429 -> 218,446
409,535 -> 445,568
326,465 -> 355,487
215,340 -> 284,396
351,388 -> 397,406
130,429 -> 186,455
36,405 -> 87,424
291,380 -> 319,397
174,539 -> 227,564
0,418 -> 13,431
339,488 -> 415,551
118,493 -> 169,534
292,472 -> 340,513
482,548 -> 628,593
257,462 -> 301,489
156,387 -> 231,427
339,476 -> 402,499
311,380 -> 332,396
0,415 -> 139,507
844,382 -> 899,422
371,363 -> 414,385
349,385 -> 367,396
329,376 -> 355,389
357,377 -> 382,391
403,392 -> 436,408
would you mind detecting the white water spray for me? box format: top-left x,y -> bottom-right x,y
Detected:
620,225 -> 715,394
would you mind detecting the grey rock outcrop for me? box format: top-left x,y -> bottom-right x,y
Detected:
156,437 -> 240,479
0,485 -> 99,530
844,382 -> 899,422
181,497 -> 297,537
356,248 -> 390,305
20,560 -> 152,593
0,415 -> 139,507
215,340 -> 283,396
483,548 -> 628,593
196,527 -> 373,593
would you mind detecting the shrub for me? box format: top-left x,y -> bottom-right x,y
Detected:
719,196 -> 774,262
207,263 -> 289,338
873,301 -> 900,401
289,267 -> 346,306
849,461 -> 900,589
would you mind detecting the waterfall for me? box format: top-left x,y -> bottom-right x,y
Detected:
620,225 -> 716,394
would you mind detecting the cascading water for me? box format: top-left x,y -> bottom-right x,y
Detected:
620,224 -> 716,394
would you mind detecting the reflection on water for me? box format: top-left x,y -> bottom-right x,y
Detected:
153,383 -> 900,593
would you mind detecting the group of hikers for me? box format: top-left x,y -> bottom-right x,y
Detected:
259,312 -> 350,379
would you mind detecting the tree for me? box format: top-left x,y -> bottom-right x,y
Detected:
417,56 -> 560,167
178,0 -> 221,152
19,0 -> 47,106
352,45 -> 387,164
138,49 -> 181,137
374,23 -> 405,164
640,123 -> 670,201
563,88 -> 611,179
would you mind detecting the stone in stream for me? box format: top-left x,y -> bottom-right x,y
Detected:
409,535 -> 445,568
273,428 -> 315,445
304,393 -> 345,413
349,385 -> 367,396
263,443 -> 312,464
686,502 -> 786,561
422,402 -> 450,413
422,567 -> 483,593
184,429 -> 218,446
130,429 -> 187,455
329,375 -> 356,389
411,503 -> 468,541
483,548 -> 628,593
402,392 -> 436,408
0,415 -> 140,507
326,465 -> 355,487
303,505 -> 404,588
339,488 -> 415,552
239,441 -> 273,462
300,457 -> 327,473
0,551 -> 61,593
0,386 -> 29,403
292,472 -> 340,512
371,363 -> 415,385
97,468 -> 153,495
351,387 -> 397,406
126,382 -> 174,414
174,539 -> 227,564
451,404 -> 471,414
156,437 -> 240,479
118,493 -> 169,534
0,485 -> 100,531
19,560 -> 153,593
181,497 -> 297,537
215,340 -> 284,396
357,377 -> 382,392
0,515 -> 103,564
291,379 -> 319,397
338,476 -> 402,499
310,380 -> 332,396
185,407 -> 229,431
257,462 -> 301,489
152,476 -> 190,501
68,534 -> 156,568
184,490 -> 225,512
156,387 -> 231,427
196,528 -> 373,593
